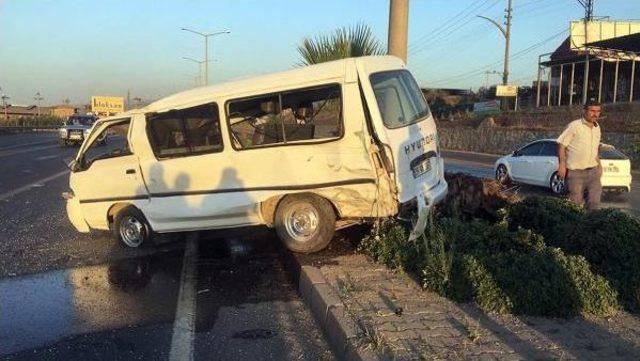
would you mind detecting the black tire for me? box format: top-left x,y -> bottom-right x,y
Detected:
495,164 -> 511,185
112,206 -> 153,248
549,172 -> 566,195
274,194 -> 336,253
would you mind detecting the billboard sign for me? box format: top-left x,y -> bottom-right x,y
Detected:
570,20 -> 640,50
496,85 -> 518,97
473,100 -> 501,114
91,96 -> 124,115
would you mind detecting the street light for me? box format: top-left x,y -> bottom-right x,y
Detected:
180,28 -> 230,85
34,92 -> 44,117
182,56 -> 207,86
0,87 -> 9,120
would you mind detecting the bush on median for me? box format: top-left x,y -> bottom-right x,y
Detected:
506,198 -> 640,311
358,216 -> 619,318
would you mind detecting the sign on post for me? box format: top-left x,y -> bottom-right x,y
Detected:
496,85 -> 518,97
91,96 -> 124,116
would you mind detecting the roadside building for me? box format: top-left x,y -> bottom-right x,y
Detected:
52,104 -> 76,118
536,20 -> 640,107
0,104 -> 78,120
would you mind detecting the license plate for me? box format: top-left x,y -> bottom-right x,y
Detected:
70,133 -> 82,140
604,166 -> 619,173
412,159 -> 431,178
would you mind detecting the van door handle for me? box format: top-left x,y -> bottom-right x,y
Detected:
125,169 -> 136,174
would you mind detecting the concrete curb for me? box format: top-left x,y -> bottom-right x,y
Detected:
280,249 -> 379,361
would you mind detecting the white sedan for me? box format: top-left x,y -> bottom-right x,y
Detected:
494,139 -> 632,194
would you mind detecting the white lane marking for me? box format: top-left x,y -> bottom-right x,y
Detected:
0,170 -> 69,202
0,144 -> 60,159
169,233 -> 199,361
36,155 -> 59,161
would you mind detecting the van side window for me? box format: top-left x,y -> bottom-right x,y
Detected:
83,120 -> 131,168
147,103 -> 223,158
228,84 -> 342,149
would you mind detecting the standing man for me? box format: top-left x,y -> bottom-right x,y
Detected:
557,100 -> 602,211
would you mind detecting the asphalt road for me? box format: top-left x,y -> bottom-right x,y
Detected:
0,133 -> 334,360
442,150 -> 640,218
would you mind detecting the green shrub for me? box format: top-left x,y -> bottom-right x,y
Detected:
450,254 -> 514,314
358,212 -> 620,317
358,220 -> 424,272
442,219 -> 618,317
507,198 -> 640,311
572,209 -> 640,311
505,197 -> 583,249
420,217 -> 453,295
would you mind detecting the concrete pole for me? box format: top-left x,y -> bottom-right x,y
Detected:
204,37 -> 209,86
613,59 -> 619,103
598,59 -> 604,103
503,0 -> 512,86
536,55 -> 542,107
558,64 -> 564,106
547,65 -> 552,107
570,63 -> 575,106
388,0 -> 409,64
631,60 -> 636,102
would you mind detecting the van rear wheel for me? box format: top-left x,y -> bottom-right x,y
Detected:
275,194 -> 335,253
113,206 -> 152,248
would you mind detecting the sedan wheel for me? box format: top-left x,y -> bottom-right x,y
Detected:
495,164 -> 511,185
550,172 -> 566,195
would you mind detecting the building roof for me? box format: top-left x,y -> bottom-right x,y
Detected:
586,32 -> 640,53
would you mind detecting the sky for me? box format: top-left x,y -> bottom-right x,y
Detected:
0,0 -> 638,106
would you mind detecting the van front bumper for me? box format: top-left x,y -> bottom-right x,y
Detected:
408,177 -> 448,240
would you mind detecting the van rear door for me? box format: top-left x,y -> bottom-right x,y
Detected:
357,63 -> 442,204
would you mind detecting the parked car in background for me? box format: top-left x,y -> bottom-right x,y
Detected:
494,139 -> 632,194
58,115 -> 105,147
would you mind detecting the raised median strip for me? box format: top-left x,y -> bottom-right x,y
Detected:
280,246 -> 379,361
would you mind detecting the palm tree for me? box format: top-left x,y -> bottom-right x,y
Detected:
297,23 -> 385,66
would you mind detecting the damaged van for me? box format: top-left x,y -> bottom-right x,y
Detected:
64,56 -> 448,253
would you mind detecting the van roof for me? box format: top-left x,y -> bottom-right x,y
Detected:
138,55 -> 405,114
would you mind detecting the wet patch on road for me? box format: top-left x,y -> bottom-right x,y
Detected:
0,249 -> 184,358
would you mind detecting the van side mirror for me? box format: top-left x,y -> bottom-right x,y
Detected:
64,158 -> 81,172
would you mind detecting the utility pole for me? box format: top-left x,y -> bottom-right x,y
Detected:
579,0 -> 594,104
478,0 -> 512,109
181,28 -> 230,86
388,0 -> 409,64
503,0 -> 512,86
34,92 -> 44,117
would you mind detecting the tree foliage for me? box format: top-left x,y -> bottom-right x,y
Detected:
297,23 -> 385,66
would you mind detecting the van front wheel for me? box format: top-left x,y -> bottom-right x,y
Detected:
113,206 -> 152,248
275,194 -> 335,253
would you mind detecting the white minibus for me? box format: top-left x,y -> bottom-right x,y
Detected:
65,56 -> 448,253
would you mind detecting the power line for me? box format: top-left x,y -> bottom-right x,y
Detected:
409,0 -> 501,56
408,0 -> 486,52
426,28 -> 568,85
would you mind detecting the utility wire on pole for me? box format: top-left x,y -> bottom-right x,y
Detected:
578,0 -> 594,104
388,0 -> 410,64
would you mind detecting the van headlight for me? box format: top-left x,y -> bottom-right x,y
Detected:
59,129 -> 68,137
84,129 -> 91,137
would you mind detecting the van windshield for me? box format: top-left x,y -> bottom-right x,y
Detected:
370,70 -> 430,129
